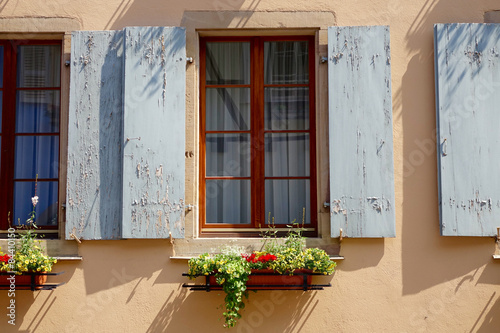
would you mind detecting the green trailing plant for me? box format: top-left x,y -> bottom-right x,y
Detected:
9,224 -> 57,274
188,250 -> 251,328
0,190 -> 57,274
187,210 -> 336,328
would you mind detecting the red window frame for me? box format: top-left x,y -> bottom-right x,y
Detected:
0,40 -> 62,231
199,35 -> 317,236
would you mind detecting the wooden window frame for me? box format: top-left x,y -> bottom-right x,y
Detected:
199,35 -> 317,237
0,40 -> 62,232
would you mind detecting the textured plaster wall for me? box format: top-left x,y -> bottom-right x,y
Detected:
1,1 -> 500,332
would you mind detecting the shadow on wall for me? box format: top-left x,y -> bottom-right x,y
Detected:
335,239 -> 385,272
476,292 -> 500,332
146,285 -> 320,333
1,262 -> 78,333
105,0 -> 256,29
78,240 -> 184,295
399,0 -> 500,297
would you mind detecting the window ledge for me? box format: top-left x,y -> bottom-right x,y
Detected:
170,237 -> 341,260
0,239 -> 79,258
171,255 -> 344,260
492,254 -> 500,259
53,256 -> 83,261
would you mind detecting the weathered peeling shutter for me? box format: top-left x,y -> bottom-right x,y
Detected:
435,23 -> 500,236
67,30 -> 124,240
122,27 -> 186,238
328,26 -> 396,238
67,27 -> 186,240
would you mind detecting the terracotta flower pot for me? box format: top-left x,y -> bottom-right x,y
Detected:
0,273 -> 48,290
209,269 -> 313,290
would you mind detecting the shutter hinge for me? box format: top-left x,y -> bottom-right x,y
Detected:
65,60 -> 71,67
186,57 -> 193,63
320,56 -> 328,64
442,138 -> 448,156
323,202 -> 330,208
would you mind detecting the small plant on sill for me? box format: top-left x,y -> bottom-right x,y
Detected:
0,191 -> 57,275
187,210 -> 336,328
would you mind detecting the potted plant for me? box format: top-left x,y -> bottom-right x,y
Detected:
186,214 -> 336,328
0,194 -> 57,290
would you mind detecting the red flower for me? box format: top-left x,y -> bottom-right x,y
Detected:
243,252 -> 277,264
0,254 -> 10,263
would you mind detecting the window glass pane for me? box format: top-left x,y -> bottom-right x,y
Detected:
265,87 -> 309,130
16,90 -> 60,133
14,136 -> 59,179
264,41 -> 309,84
206,42 -> 250,85
206,179 -> 251,224
265,179 -> 310,224
206,134 -> 250,177
0,45 -> 4,87
17,45 -> 61,88
206,88 -> 250,131
265,133 -> 309,177
13,181 -> 58,226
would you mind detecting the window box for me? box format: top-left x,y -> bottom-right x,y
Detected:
183,268 -> 330,291
181,225 -> 336,328
0,271 -> 64,291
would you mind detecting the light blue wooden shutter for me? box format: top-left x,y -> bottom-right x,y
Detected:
122,27 -> 186,238
328,26 -> 396,238
435,23 -> 500,236
67,31 -> 124,240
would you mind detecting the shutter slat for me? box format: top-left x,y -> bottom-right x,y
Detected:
122,27 -> 186,239
67,31 -> 124,240
435,23 -> 500,236
328,26 -> 396,238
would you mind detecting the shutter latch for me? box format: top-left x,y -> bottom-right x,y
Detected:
69,232 -> 82,244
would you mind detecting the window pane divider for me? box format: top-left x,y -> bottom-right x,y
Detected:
15,87 -> 60,90
205,177 -> 251,180
263,84 -> 309,87
205,84 -> 251,88
13,178 -> 59,182
15,132 -> 60,136
264,177 -> 310,180
205,130 -> 250,134
264,130 -> 310,133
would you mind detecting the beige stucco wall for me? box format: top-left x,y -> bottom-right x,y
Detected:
1,1 -> 500,332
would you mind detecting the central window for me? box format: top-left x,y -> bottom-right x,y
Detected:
200,36 -> 316,235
